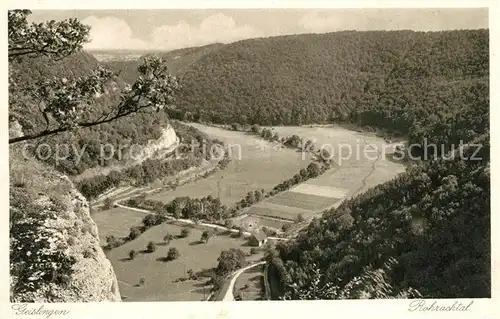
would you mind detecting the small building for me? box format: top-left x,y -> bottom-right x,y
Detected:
248,230 -> 268,247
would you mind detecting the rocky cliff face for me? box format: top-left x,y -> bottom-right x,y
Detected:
134,123 -> 179,160
72,123 -> 179,182
9,145 -> 121,302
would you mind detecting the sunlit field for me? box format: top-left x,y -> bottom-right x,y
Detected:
238,125 -> 406,228
147,123 -> 313,205
106,222 -> 261,301
92,206 -> 148,242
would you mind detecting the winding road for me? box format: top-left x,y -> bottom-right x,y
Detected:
220,261 -> 266,301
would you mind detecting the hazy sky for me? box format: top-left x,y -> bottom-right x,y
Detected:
29,8 -> 489,51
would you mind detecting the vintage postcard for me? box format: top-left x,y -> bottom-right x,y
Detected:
1,1 -> 497,319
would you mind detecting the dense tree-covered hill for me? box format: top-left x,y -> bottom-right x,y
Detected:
12,25 -> 489,299
9,51 -> 172,175
105,43 -> 224,83
167,30 -> 488,158
173,30 -> 487,128
107,30 -> 488,160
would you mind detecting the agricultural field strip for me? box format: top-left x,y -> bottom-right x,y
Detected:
266,191 -> 342,211
94,161 -> 219,207
245,185 -> 348,221
246,205 -> 311,221
289,183 -> 349,198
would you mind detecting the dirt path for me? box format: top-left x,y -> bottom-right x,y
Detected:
352,144 -> 382,195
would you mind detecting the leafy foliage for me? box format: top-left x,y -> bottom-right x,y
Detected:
201,230 -> 213,244
8,10 -> 90,61
167,247 -> 180,261
10,189 -> 77,298
8,10 -> 181,187
180,228 -> 191,238
216,248 -> 247,276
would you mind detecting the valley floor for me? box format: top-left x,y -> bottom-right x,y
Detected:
91,122 -> 407,301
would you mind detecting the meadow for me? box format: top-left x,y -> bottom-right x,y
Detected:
105,221 -> 262,301
92,206 -> 148,242
237,125 -> 406,229
146,124 -> 313,205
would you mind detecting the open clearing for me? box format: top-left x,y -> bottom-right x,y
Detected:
147,123 -> 313,205
105,222 -> 262,301
237,214 -> 294,231
239,126 -> 406,228
92,206 -> 147,242
269,125 -> 403,167
267,191 -> 341,211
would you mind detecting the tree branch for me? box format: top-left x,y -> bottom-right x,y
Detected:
9,107 -> 151,144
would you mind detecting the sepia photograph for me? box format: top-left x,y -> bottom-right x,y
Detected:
4,2 -> 494,314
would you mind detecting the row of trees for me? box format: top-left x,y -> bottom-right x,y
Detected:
127,195 -> 230,223
124,157 -> 327,226
129,246 -> 180,261
270,162 -> 326,195
105,221 -> 193,251
8,10 -> 186,300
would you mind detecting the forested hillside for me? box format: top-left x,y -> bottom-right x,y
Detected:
105,43 -> 223,83
10,17 -> 490,300
270,133 -> 489,299
9,51 -> 171,175
173,30 -> 487,126
228,31 -> 490,300
162,30 -> 488,158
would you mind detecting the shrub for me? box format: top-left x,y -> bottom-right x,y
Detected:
201,230 -> 213,243
163,233 -> 173,244
128,226 -> 142,240
103,197 -> 114,210
129,250 -> 137,260
180,228 -> 190,238
167,247 -> 180,261
105,235 -> 123,249
251,124 -> 261,134
138,277 -> 145,286
295,213 -> 305,223
224,219 -> 234,229
146,241 -> 156,253
187,269 -> 198,280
